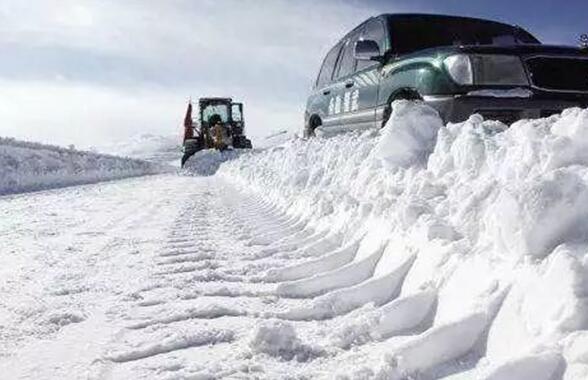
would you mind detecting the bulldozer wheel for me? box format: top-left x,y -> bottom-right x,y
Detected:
181,153 -> 191,167
233,136 -> 252,149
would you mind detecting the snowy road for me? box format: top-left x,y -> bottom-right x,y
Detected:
0,175 -> 201,378
0,174 -> 346,379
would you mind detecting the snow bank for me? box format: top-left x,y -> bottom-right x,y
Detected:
374,101 -> 443,168
0,137 -> 162,195
220,101 -> 588,379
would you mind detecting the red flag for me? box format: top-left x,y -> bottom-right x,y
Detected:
183,102 -> 193,141
184,102 -> 193,128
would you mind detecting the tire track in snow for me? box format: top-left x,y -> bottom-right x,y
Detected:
105,328 -> 235,363
0,175 -> 206,378
97,178 -> 325,378
94,176 -> 509,379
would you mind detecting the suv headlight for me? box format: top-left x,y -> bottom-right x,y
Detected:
444,54 -> 474,85
444,54 -> 529,86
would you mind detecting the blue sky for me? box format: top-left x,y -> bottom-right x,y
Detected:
0,0 -> 586,148
368,0 -> 587,45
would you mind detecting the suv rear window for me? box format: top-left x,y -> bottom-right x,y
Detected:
316,43 -> 343,87
388,15 -> 540,56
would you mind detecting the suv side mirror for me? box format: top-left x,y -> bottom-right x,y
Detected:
355,39 -> 382,61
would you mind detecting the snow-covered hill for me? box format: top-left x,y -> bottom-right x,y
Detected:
219,101 -> 588,379
94,133 -> 182,165
0,137 -> 163,195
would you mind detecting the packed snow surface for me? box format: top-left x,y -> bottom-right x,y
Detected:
2,101 -> 588,379
0,137 -> 163,195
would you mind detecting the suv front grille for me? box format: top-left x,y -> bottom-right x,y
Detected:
526,57 -> 588,92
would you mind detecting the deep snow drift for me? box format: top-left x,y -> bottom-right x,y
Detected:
220,101 -> 588,379
0,137 -> 162,195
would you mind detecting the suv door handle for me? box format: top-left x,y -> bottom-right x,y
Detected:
345,81 -> 354,88
322,90 -> 331,95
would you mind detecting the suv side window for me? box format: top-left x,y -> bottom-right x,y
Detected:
357,19 -> 386,71
316,43 -> 343,88
336,32 -> 361,79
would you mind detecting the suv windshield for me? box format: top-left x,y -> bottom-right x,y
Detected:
387,15 -> 540,56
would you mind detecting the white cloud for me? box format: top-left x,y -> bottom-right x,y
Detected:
0,0 -> 425,146
0,0 -> 378,82
0,80 -> 306,148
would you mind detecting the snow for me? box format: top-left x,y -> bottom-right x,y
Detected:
218,101 -> 588,378
0,137 -> 164,195
481,350 -> 564,380
467,88 -> 534,98
182,148 -> 250,176
93,133 -> 183,165
374,100 -> 444,168
3,102 -> 588,379
106,328 -> 235,363
249,319 -> 323,361
256,128 -> 299,149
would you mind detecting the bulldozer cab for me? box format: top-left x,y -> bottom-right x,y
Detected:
230,102 -> 245,135
199,98 -> 230,128
199,98 -> 248,142
199,99 -> 243,124
231,103 -> 243,121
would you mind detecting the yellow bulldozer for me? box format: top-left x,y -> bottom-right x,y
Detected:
181,97 -> 252,167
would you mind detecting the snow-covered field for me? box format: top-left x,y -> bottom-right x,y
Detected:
93,133 -> 183,166
0,138 -> 164,195
2,102 -> 588,379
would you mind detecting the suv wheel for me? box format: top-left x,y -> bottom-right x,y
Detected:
305,116 -> 322,137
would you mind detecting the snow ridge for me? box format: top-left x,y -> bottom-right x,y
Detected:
0,137 -> 164,195
220,101 -> 588,379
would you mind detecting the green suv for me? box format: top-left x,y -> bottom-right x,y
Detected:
305,14 -> 588,136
